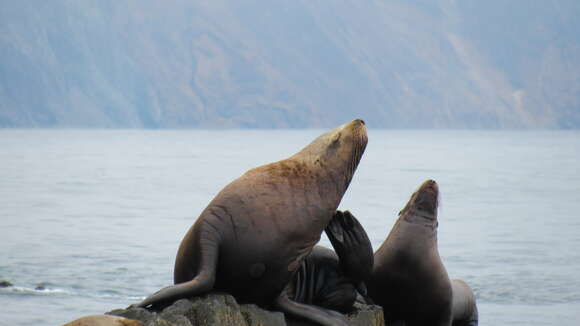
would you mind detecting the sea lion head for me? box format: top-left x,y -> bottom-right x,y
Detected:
295,119 -> 368,190
399,179 -> 439,222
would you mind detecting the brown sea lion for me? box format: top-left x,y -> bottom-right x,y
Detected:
136,119 -> 368,326
368,180 -> 478,326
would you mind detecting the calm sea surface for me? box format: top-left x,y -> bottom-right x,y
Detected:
1,129 -> 579,325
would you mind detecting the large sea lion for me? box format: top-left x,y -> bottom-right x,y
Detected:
288,210 -> 374,313
137,119 -> 368,326
368,180 -> 478,326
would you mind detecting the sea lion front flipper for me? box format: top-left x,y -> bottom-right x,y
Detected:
325,210 -> 373,283
275,287 -> 352,326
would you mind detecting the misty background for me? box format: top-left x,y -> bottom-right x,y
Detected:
1,0 -> 579,129
2,2 -> 580,325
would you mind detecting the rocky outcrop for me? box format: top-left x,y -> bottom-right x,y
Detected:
0,280 -> 13,287
106,293 -> 385,326
286,302 -> 384,326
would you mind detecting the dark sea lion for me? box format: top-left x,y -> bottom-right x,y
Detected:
137,119 -> 368,326
368,180 -> 478,326
287,210 -> 374,313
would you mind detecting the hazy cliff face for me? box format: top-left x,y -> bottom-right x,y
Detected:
1,0 -> 579,129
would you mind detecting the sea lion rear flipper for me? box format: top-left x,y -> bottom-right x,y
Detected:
275,287 -> 352,326
136,225 -> 219,309
136,274 -> 216,309
325,210 -> 373,283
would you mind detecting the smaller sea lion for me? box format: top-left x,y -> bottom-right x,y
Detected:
368,180 -> 478,326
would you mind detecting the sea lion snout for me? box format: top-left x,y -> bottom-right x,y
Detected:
349,118 -> 366,131
422,179 -> 438,193
339,118 -> 366,133
397,179 -> 439,218
334,119 -> 367,138
414,179 -> 439,215
346,118 -> 368,145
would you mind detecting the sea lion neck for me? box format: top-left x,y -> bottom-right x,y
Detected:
291,119 -> 368,193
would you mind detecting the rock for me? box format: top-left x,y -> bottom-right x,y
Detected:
347,303 -> 385,326
188,293 -> 247,325
107,307 -> 156,324
106,292 -> 385,326
0,280 -> 13,288
285,302 -> 385,326
240,304 -> 285,326
158,299 -> 195,326
62,314 -> 143,326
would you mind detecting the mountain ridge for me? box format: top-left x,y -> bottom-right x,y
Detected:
1,1 -> 579,129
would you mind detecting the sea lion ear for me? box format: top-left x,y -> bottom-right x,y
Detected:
331,132 -> 341,144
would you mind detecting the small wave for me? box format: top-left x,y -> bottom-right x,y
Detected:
0,286 -> 70,296
0,285 -> 143,302
94,289 -> 132,299
474,273 -> 580,305
0,286 -> 148,307
94,292 -> 145,301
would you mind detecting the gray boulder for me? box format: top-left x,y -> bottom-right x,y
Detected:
107,293 -> 384,326
285,302 -> 385,326
0,280 -> 13,287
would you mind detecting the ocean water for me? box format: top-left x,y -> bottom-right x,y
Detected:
0,129 -> 579,325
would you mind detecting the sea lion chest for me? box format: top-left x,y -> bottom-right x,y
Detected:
210,165 -> 338,303
371,220 -> 452,323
